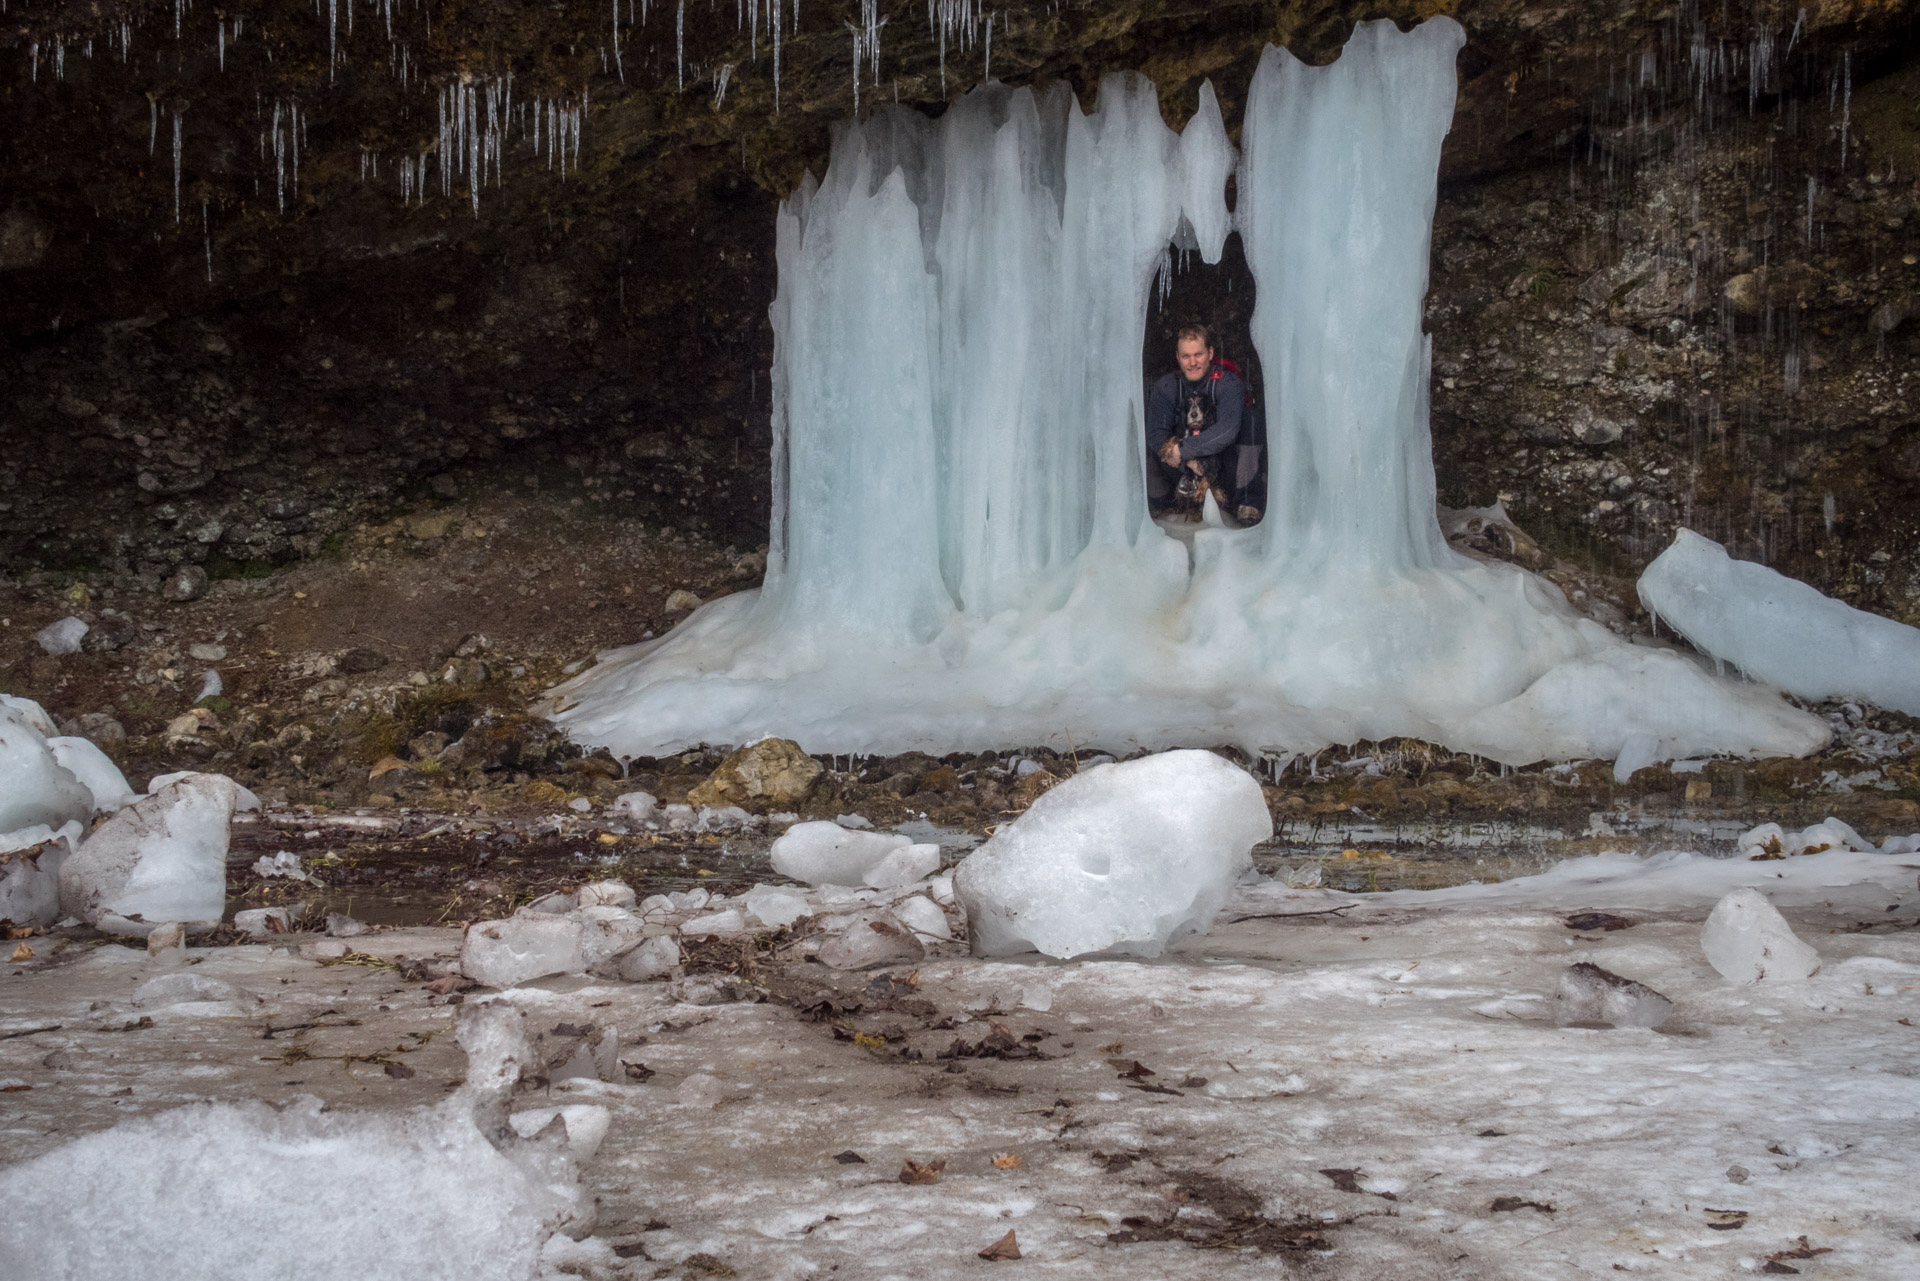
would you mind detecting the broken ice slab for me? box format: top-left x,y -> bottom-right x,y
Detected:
233,906 -> 292,937
1553,962 -> 1673,1029
461,912 -> 587,988
508,1105 -> 611,1161
815,908 -> 925,970
770,821 -> 911,887
0,821 -> 81,928
58,773 -> 253,935
861,842 -> 941,889
744,882 -> 810,928
1,703 -> 95,834
576,879 -> 636,908
891,893 -> 953,941
592,933 -> 679,982
1701,888 -> 1821,984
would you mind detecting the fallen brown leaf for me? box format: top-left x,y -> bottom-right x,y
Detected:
424,975 -> 476,995
978,1230 -> 1021,1261
1489,1197 -> 1555,1214
899,1158 -> 947,1185
991,1153 -> 1023,1170
1704,1208 -> 1749,1230
1108,1058 -> 1155,1080
10,943 -> 33,962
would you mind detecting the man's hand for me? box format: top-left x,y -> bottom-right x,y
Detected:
1158,439 -> 1182,468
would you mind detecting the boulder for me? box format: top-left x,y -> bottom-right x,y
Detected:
687,738 -> 822,810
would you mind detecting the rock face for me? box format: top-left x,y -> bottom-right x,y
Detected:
954,750 -> 1272,959
1701,888 -> 1822,984
687,738 -> 823,811
57,774 -> 253,934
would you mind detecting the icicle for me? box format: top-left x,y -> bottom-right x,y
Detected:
203,202 -> 212,283
173,111 -> 184,224
677,0 -> 685,90
714,63 -> 734,109
219,21 -> 225,71
773,0 -> 781,112
613,0 -> 624,83
150,97 -> 159,155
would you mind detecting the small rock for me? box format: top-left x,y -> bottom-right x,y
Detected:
663,589 -> 702,612
302,678 -> 348,703
34,617 -> 89,656
451,633 -> 492,658
406,513 -> 455,540
145,922 -> 186,956
611,791 -> 658,822
337,647 -> 389,674
1553,962 -> 1672,1029
187,643 -> 228,662
81,612 -> 138,653
1701,888 -> 1821,983
567,797 -> 593,813
1726,1164 -> 1750,1184
326,913 -> 369,938
161,565 -> 209,603
68,712 -> 126,745
429,474 -> 461,498
686,738 -> 823,810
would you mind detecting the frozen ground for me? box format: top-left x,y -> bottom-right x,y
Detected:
4,849 -> 1918,1279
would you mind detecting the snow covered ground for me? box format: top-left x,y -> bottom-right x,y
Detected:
4,847 -> 1917,1279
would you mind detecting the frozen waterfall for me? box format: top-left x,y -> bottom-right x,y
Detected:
546,16 -> 1827,768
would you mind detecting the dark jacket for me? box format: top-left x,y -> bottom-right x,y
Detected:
1145,365 -> 1245,464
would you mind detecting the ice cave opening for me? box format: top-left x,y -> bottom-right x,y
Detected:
544,15 -> 1829,770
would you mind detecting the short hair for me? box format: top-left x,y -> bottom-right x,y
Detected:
1175,324 -> 1211,347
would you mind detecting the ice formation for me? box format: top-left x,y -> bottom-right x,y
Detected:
0,698 -> 94,834
954,749 -> 1270,959
46,735 -> 140,812
546,17 -> 1826,770
57,773 -> 253,934
1552,962 -> 1673,1029
1700,886 -> 1822,983
769,820 -> 912,886
1639,527 -> 1920,716
0,1003 -> 592,1281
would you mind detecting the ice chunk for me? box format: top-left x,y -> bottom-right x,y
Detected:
1640,527 -> 1920,716
769,820 -> 911,886
0,694 -> 58,736
816,908 -> 924,970
862,842 -> 941,888
1737,822 -> 1789,860
744,882 -> 811,928
134,971 -> 261,1010
253,850 -> 311,881
574,906 -> 646,968
0,1002 -> 589,1280
1738,818 -> 1872,860
509,1105 -> 610,1162
577,879 -> 637,908
460,912 -> 587,988
596,933 -> 680,982
58,774 -> 250,934
233,905 -> 292,937
0,821 -> 82,928
0,707 -> 93,834
954,750 -> 1270,959
682,908 -> 747,937
46,736 -> 139,811
34,615 -> 88,655
891,892 -> 952,941
676,1072 -> 725,1109
1552,962 -> 1673,1029
1701,888 -> 1821,983
610,791 -> 657,822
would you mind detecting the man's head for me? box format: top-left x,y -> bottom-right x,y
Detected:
1175,325 -> 1213,382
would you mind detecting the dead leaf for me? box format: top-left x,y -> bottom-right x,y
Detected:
978,1230 -> 1021,1261
1108,1058 -> 1155,1080
991,1153 -> 1023,1170
1766,1236 -> 1832,1265
1098,1041 -> 1125,1054
831,1150 -> 866,1165
622,1061 -> 656,1082
424,975 -> 475,996
899,1158 -> 947,1185
368,755 -> 409,780
1564,911 -> 1634,931
1319,1168 -> 1397,1200
382,1060 -> 416,1079
1704,1208 -> 1749,1230
0,1084 -> 30,1093
10,943 -> 33,962
1489,1197 -> 1555,1214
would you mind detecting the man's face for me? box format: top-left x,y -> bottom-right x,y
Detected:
1177,337 -> 1213,382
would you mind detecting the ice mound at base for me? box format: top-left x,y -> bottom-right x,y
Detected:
57,773 -> 252,934
543,19 -> 1827,771
954,749 -> 1270,959
0,1003 -> 593,1281
1640,528 -> 1920,716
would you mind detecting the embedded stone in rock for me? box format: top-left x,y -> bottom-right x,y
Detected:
161,565 -> 209,602
1701,888 -> 1821,984
769,821 -> 911,887
57,774 -> 251,935
954,750 -> 1272,960
686,737 -> 822,810
460,913 -> 587,988
1553,962 -> 1673,1029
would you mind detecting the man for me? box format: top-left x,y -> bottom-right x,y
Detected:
1145,325 -> 1254,520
